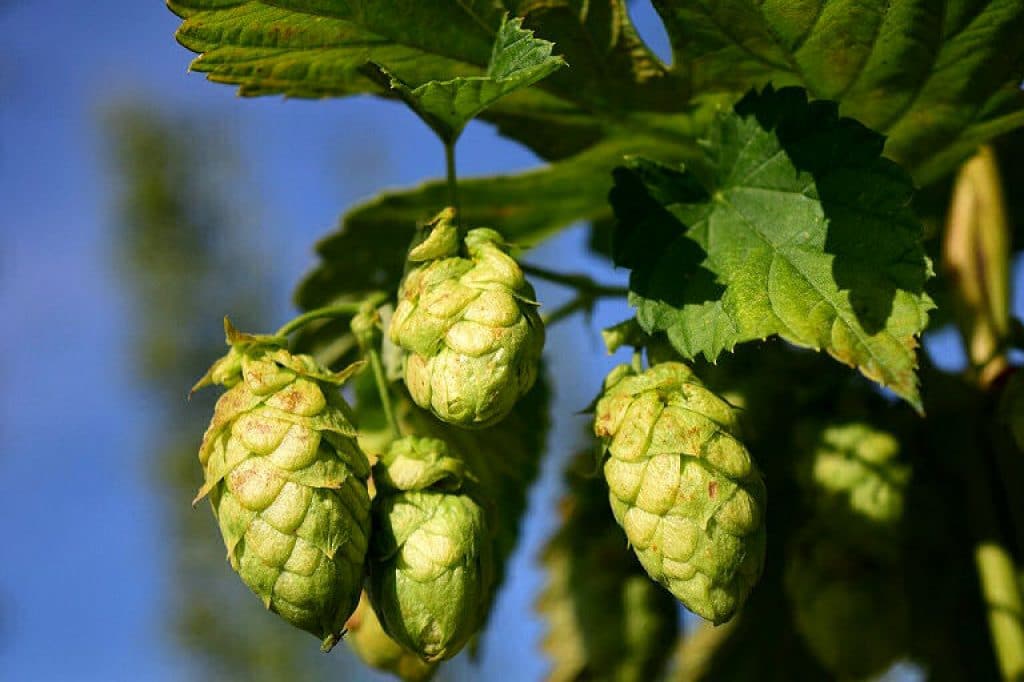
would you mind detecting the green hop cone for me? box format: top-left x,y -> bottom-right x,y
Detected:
388,208 -> 545,428
368,436 -> 493,661
795,421 -> 909,555
346,592 -> 437,682
593,361 -> 766,624
193,319 -> 371,651
784,529 -> 909,679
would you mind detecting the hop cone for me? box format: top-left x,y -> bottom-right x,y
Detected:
368,436 -> 493,661
784,529 -> 909,679
795,421 -> 909,554
537,453 -> 678,682
593,362 -> 766,624
193,320 -> 371,650
345,592 -> 437,682
388,208 -> 544,428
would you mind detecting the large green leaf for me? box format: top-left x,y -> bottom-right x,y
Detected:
169,1 -> 682,158
652,0 -> 1024,185
612,87 -> 934,409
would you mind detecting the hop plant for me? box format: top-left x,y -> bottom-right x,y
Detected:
192,320 -> 371,651
593,362 -> 766,624
794,421 -> 909,552
784,530 -> 909,679
367,436 -> 493,661
345,592 -> 437,682
388,208 -> 545,428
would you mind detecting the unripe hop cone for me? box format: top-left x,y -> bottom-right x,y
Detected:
784,529 -> 909,679
794,421 -> 909,554
368,436 -> 493,662
593,362 -> 766,624
193,320 -> 371,651
388,208 -> 544,428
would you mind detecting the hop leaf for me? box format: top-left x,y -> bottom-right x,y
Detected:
537,453 -> 678,682
389,208 -> 545,427
194,320 -> 371,650
593,362 -> 766,624
367,436 -> 494,662
784,530 -> 909,679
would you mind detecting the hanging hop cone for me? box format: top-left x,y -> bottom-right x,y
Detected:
193,320 -> 371,651
784,528 -> 909,679
794,421 -> 909,555
593,362 -> 766,624
388,208 -> 544,428
368,436 -> 494,661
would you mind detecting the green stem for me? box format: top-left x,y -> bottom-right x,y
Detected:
520,263 -> 629,298
445,140 -> 460,229
274,301 -> 368,338
368,345 -> 401,440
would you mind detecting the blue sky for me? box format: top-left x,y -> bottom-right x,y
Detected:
0,1 -> 1007,680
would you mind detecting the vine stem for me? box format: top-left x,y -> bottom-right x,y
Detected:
367,345 -> 401,440
520,262 -> 629,298
445,140 -> 461,230
274,301 -> 369,337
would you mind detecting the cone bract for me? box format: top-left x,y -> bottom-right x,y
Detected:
388,208 -> 544,428
194,322 -> 371,650
593,362 -> 766,624
368,436 -> 493,661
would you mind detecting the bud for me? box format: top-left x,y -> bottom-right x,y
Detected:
367,436 -> 493,661
388,208 -> 544,428
593,362 -> 766,624
193,320 -> 371,650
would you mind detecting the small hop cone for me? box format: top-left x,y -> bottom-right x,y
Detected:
794,421 -> 909,555
593,362 -> 766,624
388,208 -> 545,428
194,320 -> 371,650
345,592 -> 437,682
785,530 -> 909,679
368,436 -> 493,661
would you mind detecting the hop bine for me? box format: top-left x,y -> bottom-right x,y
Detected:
367,436 -> 493,662
388,208 -> 544,428
593,361 -> 767,624
192,320 -> 371,651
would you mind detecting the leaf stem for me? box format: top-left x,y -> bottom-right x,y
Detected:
520,263 -> 628,298
445,141 -> 461,230
274,301 -> 371,338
